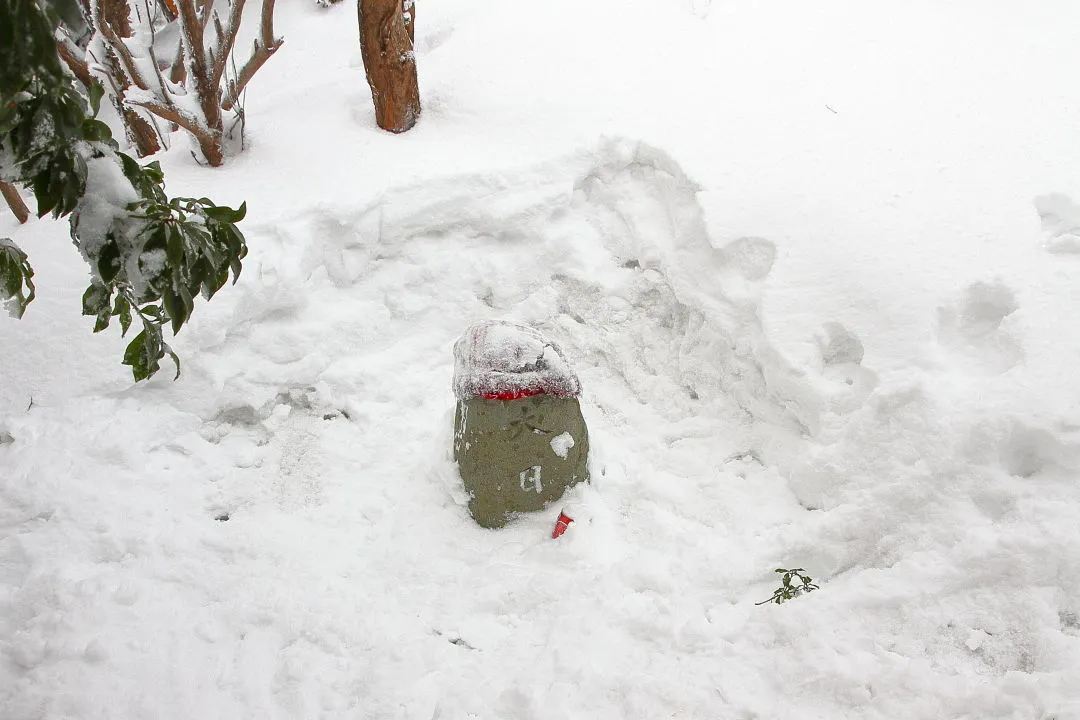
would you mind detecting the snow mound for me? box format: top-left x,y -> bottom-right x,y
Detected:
7,118 -> 1080,716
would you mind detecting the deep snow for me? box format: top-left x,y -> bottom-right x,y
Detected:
3,0 -> 1080,718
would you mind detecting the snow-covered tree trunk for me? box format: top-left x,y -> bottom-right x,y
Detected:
173,0 -> 225,165
358,0 -> 420,133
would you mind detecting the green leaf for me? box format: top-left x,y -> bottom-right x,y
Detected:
81,282 -> 111,316
81,117 -> 112,143
165,223 -> 183,268
122,330 -> 152,381
203,201 -> 247,224
118,152 -> 142,183
33,169 -> 57,217
88,81 -> 105,117
143,161 -> 164,185
123,329 -> 146,365
0,238 -> 36,318
162,288 -> 187,335
114,295 -> 132,336
96,241 -> 121,283
211,265 -> 229,294
122,325 -> 164,381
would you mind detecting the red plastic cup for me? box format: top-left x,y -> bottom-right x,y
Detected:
552,511 -> 574,539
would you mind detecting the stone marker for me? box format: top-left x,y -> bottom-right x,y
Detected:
452,320 -> 590,528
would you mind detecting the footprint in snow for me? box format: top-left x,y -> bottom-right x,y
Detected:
813,322 -> 877,412
937,280 -> 1023,375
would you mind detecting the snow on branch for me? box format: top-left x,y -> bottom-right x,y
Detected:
221,0 -> 282,111
81,0 -> 282,166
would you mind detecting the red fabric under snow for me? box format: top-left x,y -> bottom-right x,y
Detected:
479,389 -> 546,401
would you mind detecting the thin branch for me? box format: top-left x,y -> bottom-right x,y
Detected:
126,97 -> 208,138
86,46 -> 127,104
211,0 -> 248,87
141,0 -> 178,106
55,29 -> 94,89
199,0 -> 215,30
175,0 -> 207,64
174,0 -> 222,131
213,9 -> 225,49
91,0 -> 152,90
168,36 -> 186,84
1,182 -> 30,224
221,0 -> 281,111
140,0 -> 177,146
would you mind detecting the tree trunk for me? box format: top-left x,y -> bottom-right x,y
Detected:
175,0 -> 224,166
122,109 -> 163,158
1,182 -> 30,224
358,0 -> 420,133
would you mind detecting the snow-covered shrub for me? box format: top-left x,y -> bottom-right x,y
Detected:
54,0 -> 283,166
1,0 -> 248,380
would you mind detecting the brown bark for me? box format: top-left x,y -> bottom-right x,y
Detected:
56,33 -> 94,89
127,98 -> 222,166
358,0 -> 420,133
169,39 -> 186,85
1,182 -> 30,224
175,0 -> 224,165
123,109 -> 163,158
97,0 -> 163,157
100,0 -> 132,36
93,0 -> 150,90
93,0 -> 280,166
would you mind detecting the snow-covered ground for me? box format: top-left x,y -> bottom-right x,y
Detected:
4,0 -> 1080,717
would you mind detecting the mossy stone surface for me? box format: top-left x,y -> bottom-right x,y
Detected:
454,394 -> 589,528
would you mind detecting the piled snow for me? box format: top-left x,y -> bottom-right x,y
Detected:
3,0 -> 1080,718
452,320 -> 581,399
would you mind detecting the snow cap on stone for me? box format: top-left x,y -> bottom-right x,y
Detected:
453,320 -> 582,400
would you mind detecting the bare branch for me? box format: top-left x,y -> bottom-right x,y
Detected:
1,182 -> 30,224
211,0 -> 248,87
199,0 -> 215,29
87,46 -> 126,100
91,0 -> 151,90
175,0 -> 207,62
175,0 -> 223,132
168,37 -> 186,84
55,30 -> 94,89
221,0 -> 281,111
213,9 -> 225,48
125,97 -> 206,137
140,0 -> 178,105
130,96 -> 223,165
